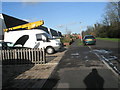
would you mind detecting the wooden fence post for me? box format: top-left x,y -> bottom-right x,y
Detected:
42,48 -> 46,64
1,48 -> 46,65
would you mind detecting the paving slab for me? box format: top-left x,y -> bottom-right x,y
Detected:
2,47 -> 67,89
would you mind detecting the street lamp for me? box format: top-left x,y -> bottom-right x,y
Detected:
79,22 -> 83,41
80,27 -> 83,41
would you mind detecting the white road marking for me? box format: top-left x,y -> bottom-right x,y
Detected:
71,53 -> 79,56
87,45 -> 119,77
87,45 -> 92,50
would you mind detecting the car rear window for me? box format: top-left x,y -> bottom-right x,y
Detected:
85,36 -> 95,39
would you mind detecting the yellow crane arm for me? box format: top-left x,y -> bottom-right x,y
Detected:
4,20 -> 44,32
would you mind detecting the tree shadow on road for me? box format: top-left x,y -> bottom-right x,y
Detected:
83,68 -> 104,90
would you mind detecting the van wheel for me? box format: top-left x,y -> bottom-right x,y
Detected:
46,47 -> 55,54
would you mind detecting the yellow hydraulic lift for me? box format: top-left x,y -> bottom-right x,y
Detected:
4,20 -> 44,32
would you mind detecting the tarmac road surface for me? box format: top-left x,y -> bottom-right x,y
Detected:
42,39 -> 119,89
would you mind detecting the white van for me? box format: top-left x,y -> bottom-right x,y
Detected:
4,29 -> 62,54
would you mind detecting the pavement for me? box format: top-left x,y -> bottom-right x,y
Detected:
2,47 -> 67,89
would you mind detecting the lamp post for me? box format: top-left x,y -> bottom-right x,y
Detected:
79,22 -> 83,41
80,27 -> 83,41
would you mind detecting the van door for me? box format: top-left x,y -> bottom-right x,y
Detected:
35,33 -> 45,48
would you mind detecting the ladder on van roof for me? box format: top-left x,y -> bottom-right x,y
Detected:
4,20 -> 44,32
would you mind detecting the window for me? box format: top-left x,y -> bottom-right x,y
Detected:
0,43 -> 2,47
14,35 -> 29,46
50,29 -> 58,36
36,34 -> 42,41
85,36 -> 95,39
6,42 -> 14,47
36,33 -> 52,41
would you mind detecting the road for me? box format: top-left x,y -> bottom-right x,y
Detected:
42,39 -> 119,89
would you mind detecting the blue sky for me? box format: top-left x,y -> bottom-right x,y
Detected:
2,2 -> 107,34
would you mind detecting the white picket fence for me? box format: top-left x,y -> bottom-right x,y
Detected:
0,48 -> 46,65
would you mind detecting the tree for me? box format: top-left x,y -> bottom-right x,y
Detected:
97,2 -> 120,38
84,2 -> 120,38
104,2 -> 119,24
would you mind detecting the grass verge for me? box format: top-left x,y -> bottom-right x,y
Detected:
96,38 -> 120,42
77,39 -> 84,46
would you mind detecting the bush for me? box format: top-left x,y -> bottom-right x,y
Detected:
60,37 -> 72,43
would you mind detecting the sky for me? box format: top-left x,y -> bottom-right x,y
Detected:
2,2 -> 108,34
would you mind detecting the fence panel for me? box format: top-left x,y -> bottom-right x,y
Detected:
0,48 -> 46,65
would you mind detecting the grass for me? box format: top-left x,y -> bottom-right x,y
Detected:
77,39 -> 84,46
96,38 -> 120,42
